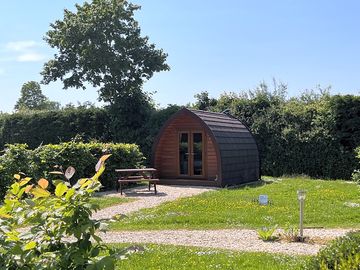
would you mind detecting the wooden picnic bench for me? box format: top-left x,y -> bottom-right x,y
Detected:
115,168 -> 159,195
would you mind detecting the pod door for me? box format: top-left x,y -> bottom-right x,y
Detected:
178,132 -> 204,177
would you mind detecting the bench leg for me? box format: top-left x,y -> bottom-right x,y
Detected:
154,183 -> 157,195
148,182 -> 151,191
120,181 -> 123,195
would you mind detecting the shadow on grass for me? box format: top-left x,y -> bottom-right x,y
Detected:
226,179 -> 274,190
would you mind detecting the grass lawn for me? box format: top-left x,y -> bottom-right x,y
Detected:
112,244 -> 308,270
90,196 -> 135,210
110,177 -> 360,230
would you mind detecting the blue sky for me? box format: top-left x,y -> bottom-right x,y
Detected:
0,0 -> 359,112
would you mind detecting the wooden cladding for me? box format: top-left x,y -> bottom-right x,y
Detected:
154,111 -> 218,180
152,108 -> 260,187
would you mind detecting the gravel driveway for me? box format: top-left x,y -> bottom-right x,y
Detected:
99,228 -> 352,256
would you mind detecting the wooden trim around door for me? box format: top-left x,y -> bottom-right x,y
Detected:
177,130 -> 206,178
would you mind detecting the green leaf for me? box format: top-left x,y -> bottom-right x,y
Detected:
65,188 -> 75,200
25,199 -> 35,207
6,231 -> 20,242
92,234 -> 102,243
31,187 -> 50,198
92,165 -> 105,181
52,179 -> 65,186
90,247 -> 100,257
55,182 -> 68,197
17,187 -> 26,198
19,177 -> 31,186
10,182 -> 20,195
97,256 -> 115,270
24,241 -> 37,251
0,209 -> 11,219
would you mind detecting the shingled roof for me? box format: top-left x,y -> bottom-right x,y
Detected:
189,109 -> 260,185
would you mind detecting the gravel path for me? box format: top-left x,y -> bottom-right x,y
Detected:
99,228 -> 352,256
92,185 -> 354,255
92,185 -> 217,220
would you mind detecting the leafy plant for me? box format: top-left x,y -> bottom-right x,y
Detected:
305,231 -> 360,270
257,225 -> 279,241
281,223 -> 299,242
0,155 -> 116,269
351,169 -> 360,184
351,147 -> 360,184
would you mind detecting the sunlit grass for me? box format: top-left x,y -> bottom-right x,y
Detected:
111,244 -> 309,270
110,177 -> 360,230
90,196 -> 135,210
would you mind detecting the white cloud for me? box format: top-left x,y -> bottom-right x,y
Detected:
5,41 -> 37,52
0,68 -> 5,75
17,52 -> 46,62
1,40 -> 47,63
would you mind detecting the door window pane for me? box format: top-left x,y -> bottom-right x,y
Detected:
179,133 -> 189,175
193,133 -> 202,175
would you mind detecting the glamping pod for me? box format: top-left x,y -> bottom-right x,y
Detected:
152,108 -> 260,187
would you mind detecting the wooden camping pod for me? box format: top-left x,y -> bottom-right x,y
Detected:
151,108 -> 260,187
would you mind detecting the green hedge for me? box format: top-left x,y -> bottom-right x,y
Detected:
211,92 -> 360,179
0,107 -> 109,149
0,142 -> 144,199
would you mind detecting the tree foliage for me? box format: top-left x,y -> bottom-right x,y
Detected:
192,91 -> 218,111
14,81 -> 60,112
41,0 -> 169,103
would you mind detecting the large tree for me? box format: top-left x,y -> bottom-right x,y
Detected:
41,0 -> 169,104
14,81 -> 60,111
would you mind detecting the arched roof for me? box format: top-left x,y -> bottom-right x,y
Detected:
152,108 -> 260,186
189,109 -> 260,185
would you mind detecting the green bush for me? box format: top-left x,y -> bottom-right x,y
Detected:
0,155 -> 117,269
351,147 -> 360,184
305,231 -> 360,270
0,144 -> 34,199
0,141 -> 144,199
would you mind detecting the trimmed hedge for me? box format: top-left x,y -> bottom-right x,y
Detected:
0,141 -> 144,199
0,107 -> 109,149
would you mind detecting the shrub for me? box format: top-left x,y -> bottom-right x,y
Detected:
0,144 -> 34,199
351,170 -> 360,184
257,225 -> 279,241
281,223 -> 299,242
351,147 -> 360,184
0,141 -> 144,199
0,155 -> 116,269
305,231 -> 360,270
